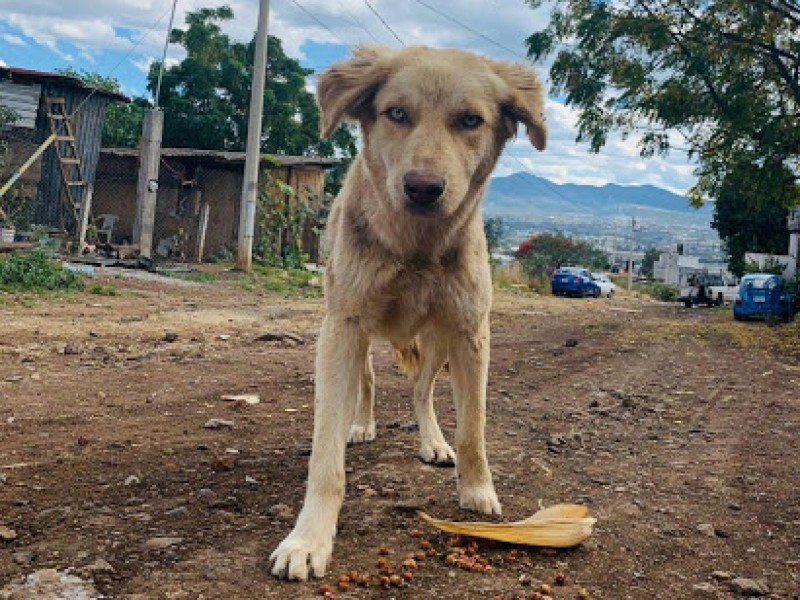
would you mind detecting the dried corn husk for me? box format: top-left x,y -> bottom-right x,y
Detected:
418,503 -> 595,548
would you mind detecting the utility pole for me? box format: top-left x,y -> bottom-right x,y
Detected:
627,216 -> 636,291
237,0 -> 271,272
133,0 -> 177,258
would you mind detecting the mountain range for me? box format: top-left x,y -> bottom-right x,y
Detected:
484,172 -> 713,225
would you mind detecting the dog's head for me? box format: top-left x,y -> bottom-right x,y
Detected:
317,46 -> 547,218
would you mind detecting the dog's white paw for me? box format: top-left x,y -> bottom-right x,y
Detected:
348,421 -> 376,444
459,484 -> 502,516
270,531 -> 333,581
419,440 -> 456,467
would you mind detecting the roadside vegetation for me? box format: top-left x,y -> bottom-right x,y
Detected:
0,251 -> 84,292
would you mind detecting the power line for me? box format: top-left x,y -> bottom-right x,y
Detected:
288,0 -> 352,48
412,0 -> 526,60
363,0 -> 405,46
69,4 -> 176,119
336,0 -> 381,43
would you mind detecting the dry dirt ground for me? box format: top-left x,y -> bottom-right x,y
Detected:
1,268 -> 799,600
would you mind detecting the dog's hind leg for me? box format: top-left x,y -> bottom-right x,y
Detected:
448,317 -> 501,516
271,316 -> 368,580
348,351 -> 376,443
412,333 -> 456,466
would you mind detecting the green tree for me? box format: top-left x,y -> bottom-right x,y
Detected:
0,104 -> 17,167
640,247 -> 661,278
56,67 -> 145,147
516,232 -> 608,279
525,1 -> 799,271
149,5 -> 356,158
483,216 -> 505,255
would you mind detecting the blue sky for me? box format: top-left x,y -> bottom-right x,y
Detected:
0,0 -> 698,194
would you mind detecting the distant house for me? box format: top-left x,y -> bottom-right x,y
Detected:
0,66 -> 128,229
94,148 -> 338,262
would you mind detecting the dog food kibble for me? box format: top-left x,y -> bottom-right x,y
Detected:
317,584 -> 332,595
389,574 -> 403,587
402,570 -> 414,582
378,546 -> 393,556
554,572 -> 567,586
540,583 -> 553,595
576,588 -> 591,599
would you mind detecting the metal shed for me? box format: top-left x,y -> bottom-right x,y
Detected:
0,67 -> 129,230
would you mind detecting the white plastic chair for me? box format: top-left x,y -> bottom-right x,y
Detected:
95,214 -> 119,244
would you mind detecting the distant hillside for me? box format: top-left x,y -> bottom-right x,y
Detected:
484,172 -> 712,223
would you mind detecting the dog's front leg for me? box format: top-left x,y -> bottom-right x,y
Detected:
271,315 -> 367,580
448,318 -> 501,515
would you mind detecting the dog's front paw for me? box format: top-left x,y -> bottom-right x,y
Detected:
348,421 -> 376,444
270,531 -> 333,580
419,440 -> 456,467
459,484 -> 502,516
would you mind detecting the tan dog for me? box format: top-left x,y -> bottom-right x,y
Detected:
271,45 -> 546,580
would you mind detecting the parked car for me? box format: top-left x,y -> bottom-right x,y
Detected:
679,272 -> 738,307
733,273 -> 795,322
551,267 -> 600,298
590,273 -> 616,298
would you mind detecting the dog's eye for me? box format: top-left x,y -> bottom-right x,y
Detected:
459,113 -> 483,129
385,107 -> 408,124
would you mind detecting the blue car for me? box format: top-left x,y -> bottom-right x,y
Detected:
732,273 -> 795,322
551,267 -> 600,298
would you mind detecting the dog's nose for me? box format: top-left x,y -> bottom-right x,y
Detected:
403,171 -> 445,207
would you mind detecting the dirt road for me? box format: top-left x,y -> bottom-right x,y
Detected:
1,271 -> 798,599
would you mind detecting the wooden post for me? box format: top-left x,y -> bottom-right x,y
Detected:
133,108 -> 164,258
77,184 -> 93,252
196,198 -> 210,262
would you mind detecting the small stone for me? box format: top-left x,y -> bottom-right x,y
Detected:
163,332 -> 179,343
145,536 -> 184,550
692,582 -> 717,595
711,570 -> 732,581
124,475 -> 140,486
565,338 -> 579,347
221,394 -> 260,405
64,341 -> 82,355
245,475 -> 258,485
203,418 -> 234,430
697,523 -> 716,537
80,558 -> 116,575
268,503 -> 294,520
728,577 -> 769,596
0,525 -> 17,541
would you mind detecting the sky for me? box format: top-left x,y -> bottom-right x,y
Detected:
0,0 -> 698,195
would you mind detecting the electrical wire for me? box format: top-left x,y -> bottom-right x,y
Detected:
336,0 -> 382,43
288,0 -> 352,48
363,0 -> 405,46
68,3 -> 177,119
412,0 -> 527,60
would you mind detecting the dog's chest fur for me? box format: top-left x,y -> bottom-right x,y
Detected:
327,217 -> 490,345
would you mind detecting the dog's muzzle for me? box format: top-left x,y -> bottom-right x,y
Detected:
403,170 -> 445,215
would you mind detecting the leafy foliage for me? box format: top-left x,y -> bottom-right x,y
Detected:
255,175 -> 316,269
515,231 -> 608,279
148,6 -> 356,159
483,216 -> 505,256
637,281 -> 679,302
640,247 -> 661,279
0,251 -> 84,292
525,0 -> 800,270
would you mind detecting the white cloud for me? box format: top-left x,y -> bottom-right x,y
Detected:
1,33 -> 27,47
0,58 -> 7,67
0,0 -> 698,191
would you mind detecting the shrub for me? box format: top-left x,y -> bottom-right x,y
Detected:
638,281 -> 678,302
0,251 -> 84,292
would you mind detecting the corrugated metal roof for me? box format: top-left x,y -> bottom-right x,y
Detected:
0,80 -> 40,128
0,67 -> 130,103
101,147 -> 339,168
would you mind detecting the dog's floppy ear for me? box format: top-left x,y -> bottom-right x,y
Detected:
316,45 -> 394,139
489,60 -> 548,151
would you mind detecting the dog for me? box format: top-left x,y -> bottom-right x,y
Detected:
270,45 -> 547,580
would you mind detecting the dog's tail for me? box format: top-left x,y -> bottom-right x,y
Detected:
394,338 -> 422,379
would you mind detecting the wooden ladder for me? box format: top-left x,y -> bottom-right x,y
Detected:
45,97 -> 86,227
